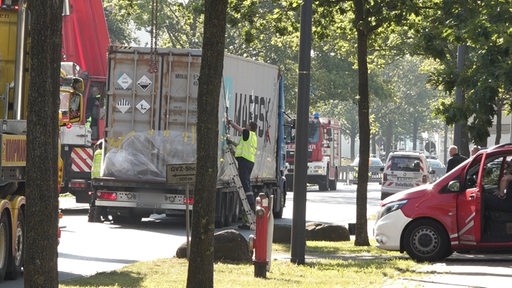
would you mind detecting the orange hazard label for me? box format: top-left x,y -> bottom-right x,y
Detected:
1,135 -> 27,166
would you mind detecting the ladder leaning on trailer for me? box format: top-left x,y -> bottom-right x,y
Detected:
223,147 -> 256,230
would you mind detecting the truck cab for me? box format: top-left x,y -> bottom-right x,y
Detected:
374,143 -> 512,262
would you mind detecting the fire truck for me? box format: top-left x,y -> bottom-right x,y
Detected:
59,0 -> 110,203
284,113 -> 342,191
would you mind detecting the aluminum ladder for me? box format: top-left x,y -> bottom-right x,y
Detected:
223,148 -> 256,229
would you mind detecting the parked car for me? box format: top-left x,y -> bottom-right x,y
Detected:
374,144 -> 512,262
350,157 -> 384,184
380,151 -> 432,200
427,158 -> 446,181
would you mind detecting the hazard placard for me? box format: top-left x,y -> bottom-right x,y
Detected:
137,75 -> 152,91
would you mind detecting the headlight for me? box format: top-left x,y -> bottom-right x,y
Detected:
377,200 -> 408,220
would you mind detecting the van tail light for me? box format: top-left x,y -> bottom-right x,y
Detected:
422,175 -> 428,183
383,173 -> 388,182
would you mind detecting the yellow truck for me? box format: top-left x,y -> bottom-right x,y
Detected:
0,1 -> 72,281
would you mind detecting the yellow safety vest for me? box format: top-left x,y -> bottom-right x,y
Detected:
235,130 -> 257,163
91,148 -> 103,178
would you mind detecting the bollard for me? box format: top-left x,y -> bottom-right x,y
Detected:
253,193 -> 269,278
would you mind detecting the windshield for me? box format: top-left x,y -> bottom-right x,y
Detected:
285,119 -> 321,144
308,119 -> 320,144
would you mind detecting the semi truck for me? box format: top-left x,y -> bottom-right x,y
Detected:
284,114 -> 342,191
58,0 -> 110,203
88,46 -> 287,227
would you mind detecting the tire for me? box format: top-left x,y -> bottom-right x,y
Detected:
0,211 -> 10,282
402,219 -> 452,262
215,192 -> 226,228
5,210 -> 24,280
224,193 -> 234,227
272,190 -> 284,219
112,209 -> 142,224
328,169 -> 338,191
318,171 -> 329,191
88,206 -> 104,223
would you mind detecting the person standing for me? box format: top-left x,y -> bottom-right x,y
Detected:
86,86 -> 101,140
446,145 -> 467,172
227,118 -> 258,229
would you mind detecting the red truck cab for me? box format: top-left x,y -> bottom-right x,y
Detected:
374,143 -> 512,262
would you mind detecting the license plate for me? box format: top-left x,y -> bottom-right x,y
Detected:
164,194 -> 184,204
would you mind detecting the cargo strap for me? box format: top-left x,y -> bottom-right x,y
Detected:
224,149 -> 256,229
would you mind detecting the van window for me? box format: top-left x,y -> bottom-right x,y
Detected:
390,157 -> 421,172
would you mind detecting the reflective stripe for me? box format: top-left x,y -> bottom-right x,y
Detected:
235,131 -> 257,162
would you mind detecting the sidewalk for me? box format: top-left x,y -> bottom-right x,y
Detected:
384,253 -> 512,288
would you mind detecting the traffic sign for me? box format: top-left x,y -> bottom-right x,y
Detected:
166,163 -> 196,184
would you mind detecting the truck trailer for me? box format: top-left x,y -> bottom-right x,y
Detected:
89,46 -> 286,227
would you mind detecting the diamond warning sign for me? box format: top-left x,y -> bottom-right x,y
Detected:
117,98 -> 131,113
136,100 -> 150,114
117,73 -> 132,89
137,75 -> 152,91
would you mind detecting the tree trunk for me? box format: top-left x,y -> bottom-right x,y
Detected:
354,0 -> 370,246
186,1 -> 228,287
25,1 -> 63,287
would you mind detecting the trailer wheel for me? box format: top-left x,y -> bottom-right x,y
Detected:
215,193 -> 226,228
223,193 -> 232,227
112,212 -> 142,225
0,211 -> 10,282
231,195 -> 240,223
5,209 -> 23,280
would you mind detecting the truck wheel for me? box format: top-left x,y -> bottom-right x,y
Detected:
88,206 -> 104,223
328,169 -> 338,191
0,211 -> 10,282
224,193 -> 234,227
112,211 -> 142,224
5,210 -> 24,280
318,170 -> 329,191
403,219 -> 451,262
231,196 -> 240,223
215,192 -> 226,228
272,190 -> 284,219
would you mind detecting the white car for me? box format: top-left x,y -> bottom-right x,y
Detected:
380,151 -> 432,200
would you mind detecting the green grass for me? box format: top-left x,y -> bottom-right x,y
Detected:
60,241 -> 424,288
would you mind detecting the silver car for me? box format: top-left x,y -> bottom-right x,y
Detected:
427,158 -> 446,181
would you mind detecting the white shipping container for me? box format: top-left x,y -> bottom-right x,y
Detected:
103,47 -> 280,184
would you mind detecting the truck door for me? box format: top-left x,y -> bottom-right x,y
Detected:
456,155 -> 484,244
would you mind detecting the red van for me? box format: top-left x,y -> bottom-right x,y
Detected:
374,143 -> 512,262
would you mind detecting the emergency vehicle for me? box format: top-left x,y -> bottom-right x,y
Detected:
380,151 -> 432,200
374,143 -> 512,262
284,113 -> 341,191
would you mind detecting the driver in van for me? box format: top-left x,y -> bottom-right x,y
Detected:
484,160 -> 512,212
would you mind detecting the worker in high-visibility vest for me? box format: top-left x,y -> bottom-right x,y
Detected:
227,118 -> 258,230
91,140 -> 103,179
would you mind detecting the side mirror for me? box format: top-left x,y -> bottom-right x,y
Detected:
447,180 -> 460,192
